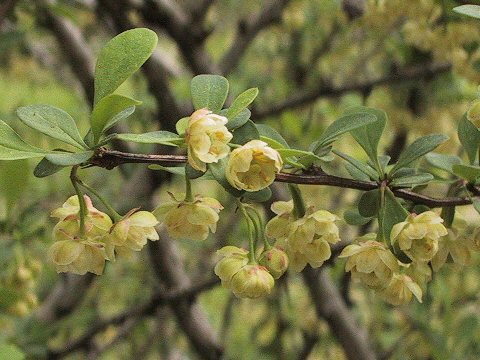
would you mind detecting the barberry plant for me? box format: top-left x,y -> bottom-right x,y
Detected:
2,5 -> 480,309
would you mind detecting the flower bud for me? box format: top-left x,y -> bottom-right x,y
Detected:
339,234 -> 399,290
226,140 -> 283,192
258,246 -> 289,279
110,210 -> 159,251
379,274 -> 423,306
214,246 -> 249,288
186,108 -> 233,171
390,211 -> 447,262
156,195 -> 223,241
230,264 -> 275,298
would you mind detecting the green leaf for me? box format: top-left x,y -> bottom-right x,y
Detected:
452,164 -> 480,182
344,209 -> 372,226
231,120 -> 260,145
176,117 -> 189,135
346,106 -> 387,165
34,157 -> 65,178
0,343 -> 25,360
390,173 -> 434,188
458,115 -> 480,164
255,124 -> 289,148
425,152 -> 462,174
191,75 -> 229,112
379,188 -> 408,244
226,88 -> 259,120
116,131 -> 183,146
453,5 -> 480,19
225,109 -> 251,130
94,28 -> 158,104
17,105 -> 87,149
333,149 -> 378,180
0,160 -> 29,216
358,189 -> 380,217
90,94 -> 141,143
243,187 -> 272,202
390,167 -> 416,179
311,112 -> 377,153
277,148 -> 320,160
0,120 -> 48,159
148,164 -> 186,176
391,134 -> 449,174
208,157 -> 244,197
45,151 -> 94,166
345,163 -> 371,181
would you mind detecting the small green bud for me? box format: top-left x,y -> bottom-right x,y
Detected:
258,247 -> 289,279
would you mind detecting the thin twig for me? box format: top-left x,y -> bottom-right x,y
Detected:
89,148 -> 474,208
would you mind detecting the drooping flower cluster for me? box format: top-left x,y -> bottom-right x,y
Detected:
154,194 -> 223,241
265,201 -> 341,272
49,195 -> 159,275
214,246 -> 275,298
339,233 -> 422,305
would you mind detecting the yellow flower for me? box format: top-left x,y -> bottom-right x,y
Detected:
467,99 -> 480,127
226,140 -> 283,192
265,201 -> 295,240
258,246 -> 289,279
379,274 -> 423,306
390,211 -> 447,262
230,264 -> 275,298
214,246 -> 249,288
155,195 -> 223,241
339,234 -> 399,290
49,195 -> 114,275
406,261 -> 432,291
285,208 -> 340,272
110,210 -> 159,251
186,108 -> 233,172
431,229 -> 471,272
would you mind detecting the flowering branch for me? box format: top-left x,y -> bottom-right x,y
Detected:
89,148 -> 474,208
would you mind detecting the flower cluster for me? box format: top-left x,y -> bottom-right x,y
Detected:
214,246 -> 276,298
49,195 -> 159,275
340,233 -> 422,305
265,201 -> 341,272
339,210 -> 480,305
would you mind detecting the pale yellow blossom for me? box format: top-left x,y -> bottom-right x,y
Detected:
339,234 -> 399,290
110,210 -> 159,251
186,108 -> 232,172
391,211 -> 447,262
155,195 -> 223,241
230,264 -> 275,298
379,274 -> 423,306
226,140 -> 283,192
